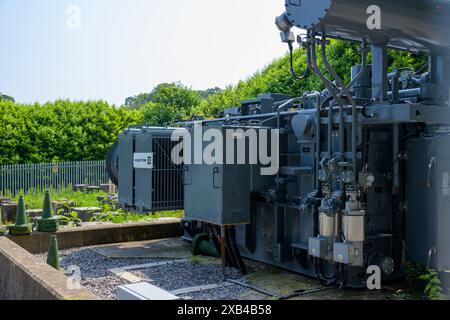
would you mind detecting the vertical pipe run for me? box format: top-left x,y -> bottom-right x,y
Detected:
430,54 -> 450,106
393,124 -> 400,195
321,36 -> 364,189
315,99 -> 321,190
372,43 -> 388,103
220,225 -> 226,274
308,31 -> 342,190
351,102 -> 357,185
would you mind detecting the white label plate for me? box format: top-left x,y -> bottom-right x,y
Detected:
133,153 -> 153,169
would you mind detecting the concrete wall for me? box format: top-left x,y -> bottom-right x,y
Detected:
0,237 -> 98,300
9,219 -> 183,254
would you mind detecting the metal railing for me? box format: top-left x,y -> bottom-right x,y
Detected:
0,160 -> 108,196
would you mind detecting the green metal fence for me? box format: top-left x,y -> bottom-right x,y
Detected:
0,161 -> 108,196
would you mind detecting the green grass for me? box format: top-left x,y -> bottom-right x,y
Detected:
4,186 -> 184,225
91,210 -> 183,224
10,187 -> 107,209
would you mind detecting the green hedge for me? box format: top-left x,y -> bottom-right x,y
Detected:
0,100 -> 142,165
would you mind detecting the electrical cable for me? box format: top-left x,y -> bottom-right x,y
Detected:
288,41 -> 309,80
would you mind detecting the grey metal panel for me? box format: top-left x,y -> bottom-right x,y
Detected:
118,131 -> 135,208
135,131 -> 153,212
406,134 -> 450,271
184,164 -> 224,224
360,104 -> 450,125
184,126 -> 252,225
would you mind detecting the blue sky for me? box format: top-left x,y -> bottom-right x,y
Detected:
0,0 -> 287,105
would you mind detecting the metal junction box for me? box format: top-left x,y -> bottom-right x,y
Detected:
333,242 -> 354,265
185,163 -> 251,225
308,237 -> 329,259
184,125 -> 272,225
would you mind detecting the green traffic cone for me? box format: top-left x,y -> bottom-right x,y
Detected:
46,235 -> 61,270
192,233 -> 219,257
42,189 -> 54,219
8,196 -> 33,235
37,190 -> 59,232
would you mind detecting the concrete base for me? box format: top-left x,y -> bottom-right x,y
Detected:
94,238 -> 192,259
8,219 -> 183,253
73,207 -> 103,222
27,209 -> 43,218
0,237 -> 98,300
1,202 -> 18,223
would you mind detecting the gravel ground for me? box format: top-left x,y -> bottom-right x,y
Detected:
35,247 -> 249,300
131,262 -> 247,300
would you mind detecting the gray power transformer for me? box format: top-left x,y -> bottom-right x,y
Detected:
109,126 -> 184,213
108,0 -> 450,288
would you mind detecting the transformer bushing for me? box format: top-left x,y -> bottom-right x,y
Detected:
36,190 -> 59,233
8,196 -> 33,236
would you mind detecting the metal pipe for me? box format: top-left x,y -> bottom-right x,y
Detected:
387,88 -> 421,100
393,124 -> 400,195
179,110 -> 300,126
220,226 -> 226,274
351,100 -> 358,187
321,36 -> 361,189
346,41 -> 368,91
320,36 -> 357,107
306,42 -> 323,190
309,35 -> 343,107
308,31 -> 345,191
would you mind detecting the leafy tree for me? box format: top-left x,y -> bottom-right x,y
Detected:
0,93 -> 15,102
142,102 -> 181,126
141,82 -> 201,125
196,87 -> 222,100
124,93 -> 152,109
